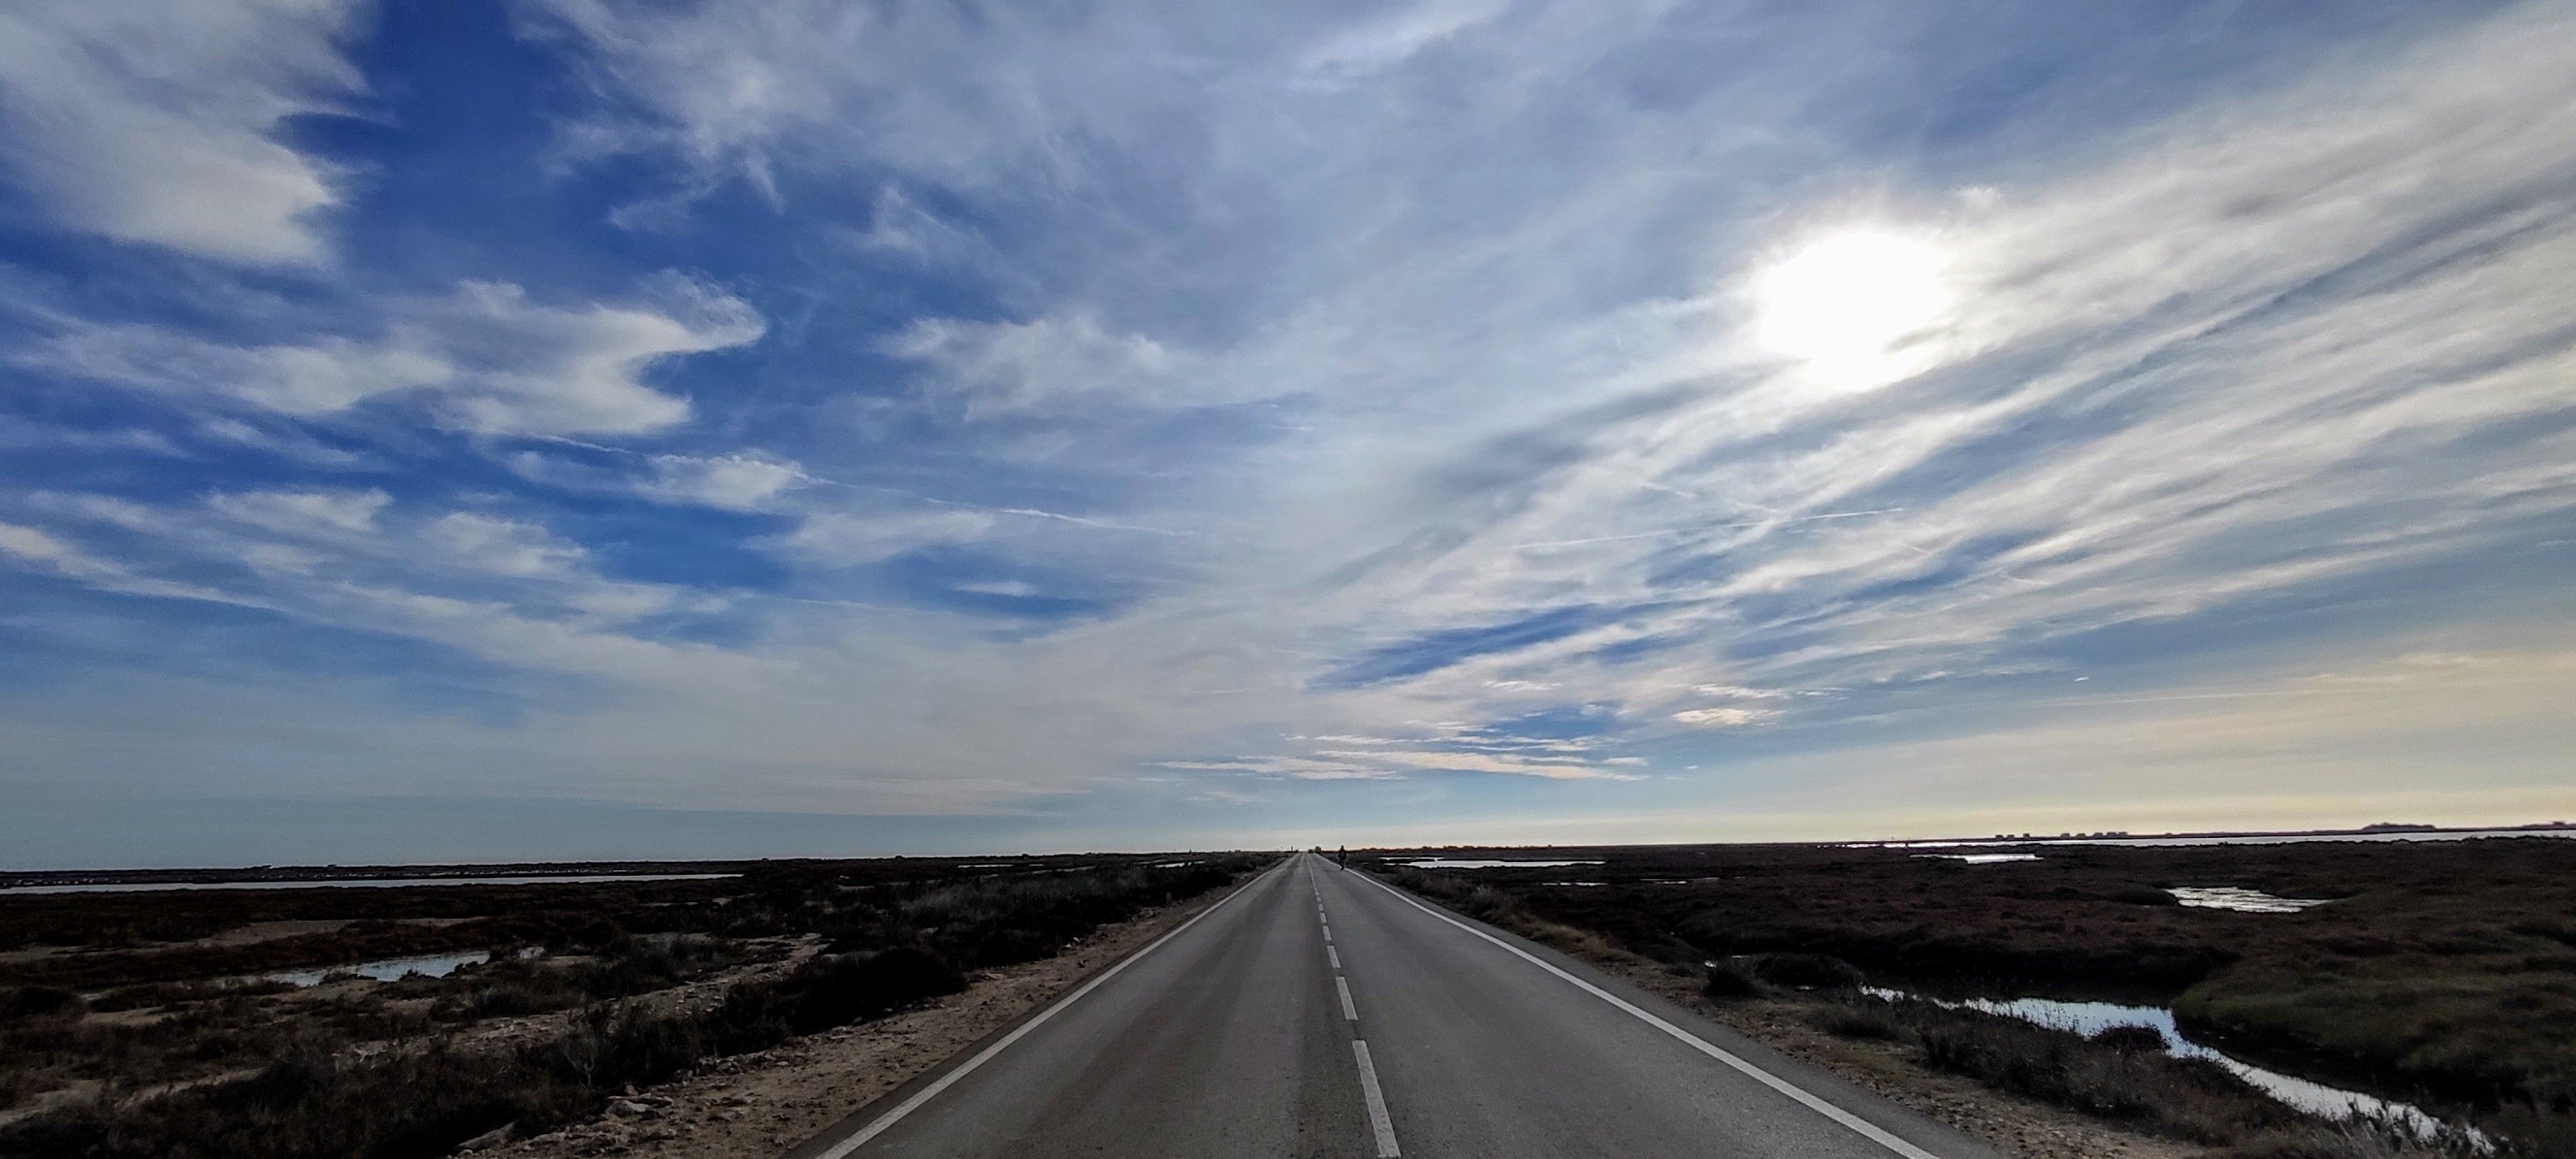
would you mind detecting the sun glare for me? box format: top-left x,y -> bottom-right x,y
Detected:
1749,228 -> 1954,389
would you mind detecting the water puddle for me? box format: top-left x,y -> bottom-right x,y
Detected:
1862,986 -> 2478,1143
1912,853 -> 2040,864
268,949 -> 522,988
1402,859 -> 1604,869
2166,886 -> 2330,914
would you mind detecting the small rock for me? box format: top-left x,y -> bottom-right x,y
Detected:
458,1123 -> 518,1153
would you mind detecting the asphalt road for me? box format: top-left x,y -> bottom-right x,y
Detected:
793,852 -> 2006,1159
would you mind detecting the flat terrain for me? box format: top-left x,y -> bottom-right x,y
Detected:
0,853 -> 1260,1159
7,839 -> 2564,1159
1358,837 -> 2576,1155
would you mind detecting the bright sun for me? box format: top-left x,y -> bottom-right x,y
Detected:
1749,228 -> 1954,389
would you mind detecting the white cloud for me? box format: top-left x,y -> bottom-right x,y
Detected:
1302,0 -> 1508,76
0,520 -> 262,606
885,312 -> 1187,417
424,513 -> 584,578
0,0 -> 366,263
0,522 -> 89,571
1671,707 -> 1782,729
646,452 -> 806,510
208,488 -> 389,535
1310,748 -> 1641,780
781,509 -> 994,566
23,276 -> 763,437
953,580 -> 1042,598
436,278 -> 762,435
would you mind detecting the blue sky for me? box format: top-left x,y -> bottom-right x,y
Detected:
3,0 -> 2573,867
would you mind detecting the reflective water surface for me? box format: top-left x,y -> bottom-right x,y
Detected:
2167,885 -> 2331,913
269,950 -> 511,988
1863,986 -> 2479,1143
1400,859 -> 1605,869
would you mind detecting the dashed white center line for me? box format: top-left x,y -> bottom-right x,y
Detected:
1315,860 -> 1402,1157
1352,1041 -> 1402,1157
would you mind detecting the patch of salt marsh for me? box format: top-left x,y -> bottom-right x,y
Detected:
2168,886 -> 2330,913
1912,853 -> 2039,864
1402,859 -> 1604,869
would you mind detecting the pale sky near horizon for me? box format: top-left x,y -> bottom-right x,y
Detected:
2,0 -> 2573,868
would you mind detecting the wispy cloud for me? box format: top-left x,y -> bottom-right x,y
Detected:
3,0 -> 2574,857
0,0 -> 366,263
23,276 -> 763,436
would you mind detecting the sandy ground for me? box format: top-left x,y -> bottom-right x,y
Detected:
476,888 -> 1236,1159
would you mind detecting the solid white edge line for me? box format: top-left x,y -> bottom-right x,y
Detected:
1350,872 -> 1944,1159
1336,975 -> 1360,1021
1351,1040 -> 1402,1157
813,860 -> 1286,1158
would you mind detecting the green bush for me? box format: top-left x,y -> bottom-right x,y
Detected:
0,986 -> 85,1022
1749,952 -> 1865,989
1703,959 -> 1761,999
1808,1000 -> 1905,1041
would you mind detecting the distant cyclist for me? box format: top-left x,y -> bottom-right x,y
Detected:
1336,845 -> 1348,869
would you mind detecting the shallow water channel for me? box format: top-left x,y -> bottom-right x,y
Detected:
268,949 -> 515,988
1861,985 -> 2477,1142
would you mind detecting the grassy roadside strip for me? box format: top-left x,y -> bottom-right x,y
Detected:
1376,867 -> 2524,1159
0,858 -> 1263,1159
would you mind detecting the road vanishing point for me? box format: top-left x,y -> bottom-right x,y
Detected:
789,852 -> 2007,1158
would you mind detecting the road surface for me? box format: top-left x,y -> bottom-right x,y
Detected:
791,852 -> 2005,1159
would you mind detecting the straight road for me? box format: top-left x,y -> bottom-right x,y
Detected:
793,852 -> 2004,1159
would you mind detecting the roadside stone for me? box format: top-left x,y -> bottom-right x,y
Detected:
460,1123 -> 518,1152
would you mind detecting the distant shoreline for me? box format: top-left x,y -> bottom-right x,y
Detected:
1851,822 -> 2576,849
0,852 -> 1180,892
